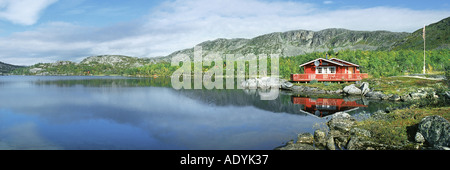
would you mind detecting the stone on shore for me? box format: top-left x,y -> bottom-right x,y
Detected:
418,115 -> 450,148
343,82 -> 370,95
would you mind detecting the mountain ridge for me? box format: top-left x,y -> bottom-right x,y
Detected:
164,28 -> 411,61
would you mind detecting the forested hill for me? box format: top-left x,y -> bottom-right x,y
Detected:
0,61 -> 23,74
392,17 -> 450,50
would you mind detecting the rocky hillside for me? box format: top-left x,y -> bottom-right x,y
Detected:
392,17 -> 450,50
80,55 -> 153,68
0,61 -> 23,74
165,28 -> 410,59
11,55 -> 157,76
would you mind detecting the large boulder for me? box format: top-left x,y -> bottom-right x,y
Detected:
343,82 -> 370,95
418,115 -> 450,148
343,84 -> 362,95
326,112 -> 357,150
360,82 -> 370,95
327,112 -> 356,133
281,80 -> 294,90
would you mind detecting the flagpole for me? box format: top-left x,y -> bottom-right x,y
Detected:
423,25 -> 426,74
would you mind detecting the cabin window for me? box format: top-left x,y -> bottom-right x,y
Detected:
316,66 -> 336,74
330,67 -> 336,74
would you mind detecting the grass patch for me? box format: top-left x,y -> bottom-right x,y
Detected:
364,76 -> 446,95
355,106 -> 450,146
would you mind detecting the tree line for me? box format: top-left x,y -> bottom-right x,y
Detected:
11,49 -> 449,79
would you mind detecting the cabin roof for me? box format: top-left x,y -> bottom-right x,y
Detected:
299,58 -> 345,67
299,58 -> 361,67
329,58 -> 360,67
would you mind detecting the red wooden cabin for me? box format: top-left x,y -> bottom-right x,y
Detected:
291,58 -> 368,82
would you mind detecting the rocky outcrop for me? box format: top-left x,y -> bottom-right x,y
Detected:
417,116 -> 450,149
365,88 -> 439,101
343,82 -> 370,95
275,133 -> 317,150
277,111 -> 449,150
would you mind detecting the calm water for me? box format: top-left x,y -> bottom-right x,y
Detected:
0,76 -> 393,150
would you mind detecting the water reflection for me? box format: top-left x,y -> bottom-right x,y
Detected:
0,76 -> 400,150
292,96 -> 368,118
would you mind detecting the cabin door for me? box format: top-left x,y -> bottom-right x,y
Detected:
348,67 -> 354,74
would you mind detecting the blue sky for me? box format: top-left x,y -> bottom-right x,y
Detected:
0,0 -> 449,65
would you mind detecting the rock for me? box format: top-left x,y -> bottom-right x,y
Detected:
410,92 -> 427,100
326,135 -> 336,150
281,80 -> 294,90
389,94 -> 401,101
343,84 -> 362,95
327,112 -> 356,133
297,133 -> 314,144
346,136 -> 363,150
401,94 -> 412,101
365,91 -> 390,100
360,82 -> 370,95
343,82 -> 370,95
314,130 -> 327,147
247,79 -> 257,89
275,140 -> 317,150
418,115 -> 450,147
415,132 -> 425,143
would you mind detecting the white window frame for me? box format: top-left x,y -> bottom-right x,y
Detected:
316,66 -> 336,74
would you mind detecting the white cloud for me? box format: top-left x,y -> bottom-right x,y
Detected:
323,1 -> 333,5
0,0 -> 58,25
0,0 -> 449,65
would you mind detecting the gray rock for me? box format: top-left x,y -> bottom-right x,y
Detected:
281,80 -> 294,90
365,91 -> 390,100
343,84 -> 362,95
247,79 -> 257,89
418,115 -> 450,147
326,135 -> 336,150
389,94 -> 401,101
327,112 -> 356,133
401,94 -> 412,101
415,132 -> 425,143
275,140 -> 317,150
410,92 -> 427,100
360,82 -> 370,95
314,130 -> 327,148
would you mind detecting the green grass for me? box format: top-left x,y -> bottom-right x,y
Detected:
355,107 -> 450,147
364,76 -> 446,95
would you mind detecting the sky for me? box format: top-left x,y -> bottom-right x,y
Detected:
0,0 -> 449,65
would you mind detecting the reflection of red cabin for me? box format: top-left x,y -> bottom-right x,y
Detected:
292,97 -> 367,118
291,58 -> 368,82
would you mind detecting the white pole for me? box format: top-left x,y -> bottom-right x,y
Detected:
423,25 -> 426,74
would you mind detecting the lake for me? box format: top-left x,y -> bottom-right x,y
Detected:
0,76 -> 395,150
